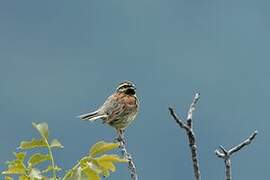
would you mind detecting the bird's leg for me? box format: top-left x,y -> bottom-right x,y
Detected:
116,129 -> 131,155
114,129 -> 126,145
118,129 -> 125,143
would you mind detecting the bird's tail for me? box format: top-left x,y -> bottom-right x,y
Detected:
78,111 -> 107,121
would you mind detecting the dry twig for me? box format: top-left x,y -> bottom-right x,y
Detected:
169,93 -> 201,180
215,130 -> 258,180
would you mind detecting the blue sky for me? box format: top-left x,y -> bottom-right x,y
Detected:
0,0 -> 269,179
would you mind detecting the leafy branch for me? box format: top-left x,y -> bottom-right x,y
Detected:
2,122 -> 128,180
2,122 -> 63,180
63,141 -> 127,180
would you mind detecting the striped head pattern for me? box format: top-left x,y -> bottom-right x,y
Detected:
116,81 -> 136,95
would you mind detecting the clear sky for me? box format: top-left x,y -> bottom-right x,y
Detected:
0,0 -> 269,179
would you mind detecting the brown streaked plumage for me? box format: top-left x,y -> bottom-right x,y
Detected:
79,81 -> 139,133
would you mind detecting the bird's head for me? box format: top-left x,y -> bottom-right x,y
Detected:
116,81 -> 136,95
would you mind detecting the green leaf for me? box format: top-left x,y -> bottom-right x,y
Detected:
32,122 -> 49,139
82,166 -> 100,180
42,165 -> 62,174
2,152 -> 27,175
14,152 -> 26,162
98,161 -> 116,172
27,153 -> 51,167
95,154 -> 128,163
2,161 -> 26,175
94,155 -> 127,176
94,160 -> 114,177
50,139 -> 64,148
89,141 -> 120,157
19,138 -> 47,149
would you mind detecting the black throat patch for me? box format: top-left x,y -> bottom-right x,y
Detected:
125,88 -> 135,95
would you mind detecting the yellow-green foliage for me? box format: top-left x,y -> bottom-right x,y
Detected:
62,141 -> 128,180
2,122 -> 127,180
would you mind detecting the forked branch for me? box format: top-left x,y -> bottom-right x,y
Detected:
169,93 -> 201,180
215,130 -> 258,180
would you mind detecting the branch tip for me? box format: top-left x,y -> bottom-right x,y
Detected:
249,130 -> 258,141
194,92 -> 200,101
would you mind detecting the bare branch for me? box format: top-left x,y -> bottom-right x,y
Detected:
215,149 -> 225,158
215,130 -> 258,180
228,130 -> 258,155
169,93 -> 201,180
187,92 -> 200,127
168,107 -> 189,131
219,145 -> 228,155
117,130 -> 138,180
224,159 -> 232,180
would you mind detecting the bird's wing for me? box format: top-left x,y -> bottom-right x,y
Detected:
98,93 -> 125,121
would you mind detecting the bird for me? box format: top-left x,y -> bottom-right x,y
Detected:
78,81 -> 139,139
